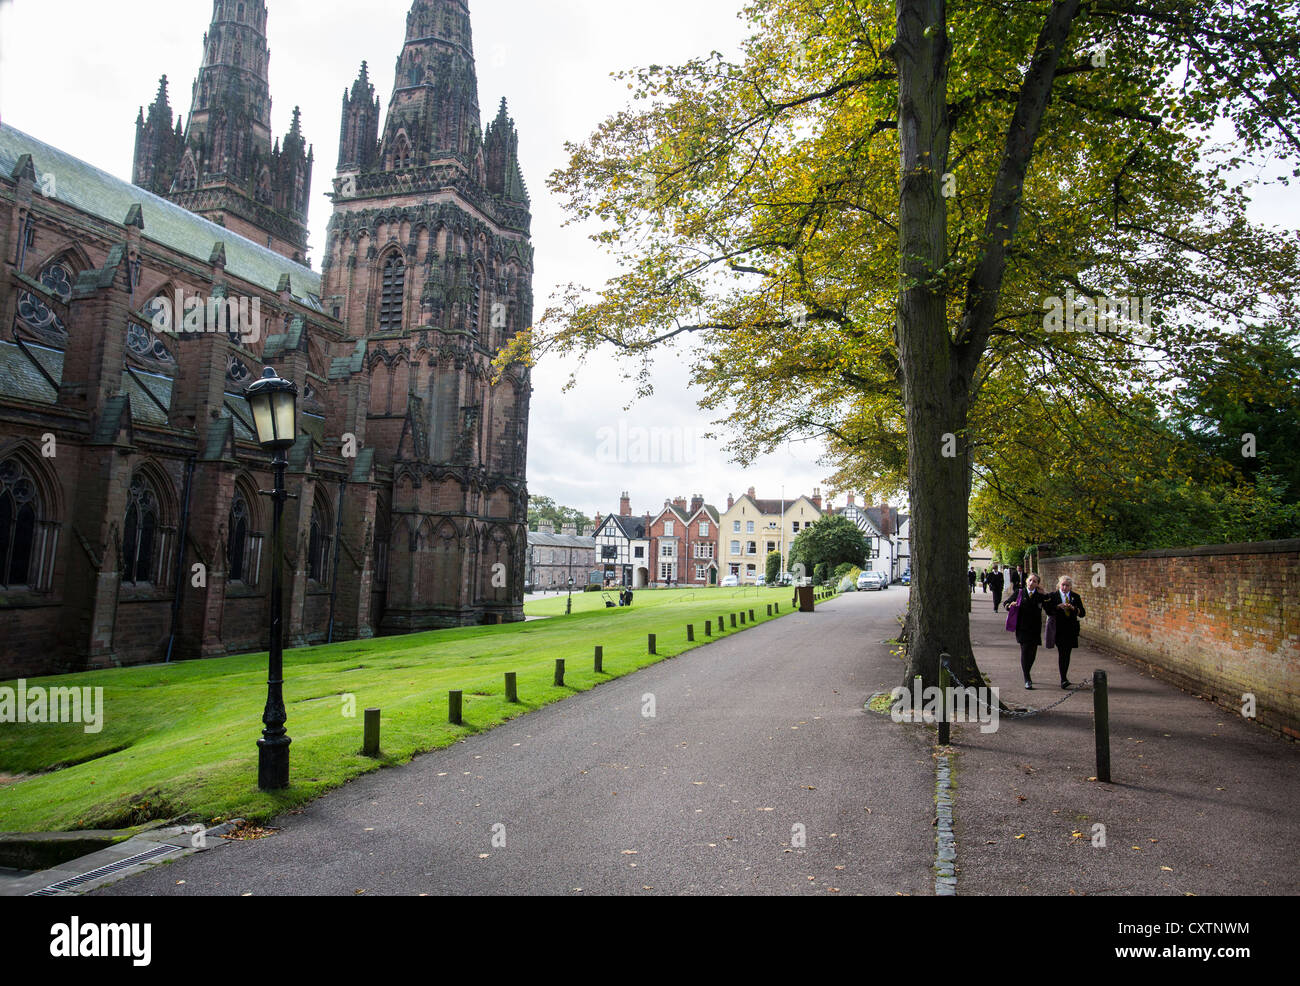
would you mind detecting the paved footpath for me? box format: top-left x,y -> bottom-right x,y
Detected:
953,595 -> 1299,895
98,591 -> 936,896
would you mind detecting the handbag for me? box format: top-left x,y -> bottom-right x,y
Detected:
1004,590 -> 1021,632
1045,613 -> 1057,649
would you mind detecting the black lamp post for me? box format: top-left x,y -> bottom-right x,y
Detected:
566,575 -> 575,615
244,367 -> 298,791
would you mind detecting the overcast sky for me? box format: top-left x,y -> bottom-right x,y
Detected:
1,2 -> 1294,522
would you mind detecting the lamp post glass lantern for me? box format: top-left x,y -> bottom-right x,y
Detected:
566,576 -> 575,615
244,367 -> 298,790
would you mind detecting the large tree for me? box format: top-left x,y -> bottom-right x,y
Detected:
788,514 -> 869,575
503,0 -> 1300,688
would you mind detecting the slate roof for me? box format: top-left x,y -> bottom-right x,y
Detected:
0,340 -> 60,403
528,531 -> 596,549
0,124 -> 321,308
738,494 -> 818,515
602,514 -> 647,539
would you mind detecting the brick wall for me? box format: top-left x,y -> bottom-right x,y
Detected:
1039,540 -> 1299,738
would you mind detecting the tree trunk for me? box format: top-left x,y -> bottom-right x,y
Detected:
895,0 -> 981,689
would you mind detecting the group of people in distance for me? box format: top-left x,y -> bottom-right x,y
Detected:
967,562 -> 1086,691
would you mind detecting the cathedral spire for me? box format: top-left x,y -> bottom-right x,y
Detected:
484,96 -> 528,204
338,61 -> 380,171
379,0 -> 482,170
132,75 -> 185,195
129,0 -> 312,265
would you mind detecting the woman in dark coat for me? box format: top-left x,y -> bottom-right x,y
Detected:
1007,572 -> 1052,689
1045,575 -> 1086,688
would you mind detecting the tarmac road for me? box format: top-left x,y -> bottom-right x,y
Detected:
96,589 -> 934,896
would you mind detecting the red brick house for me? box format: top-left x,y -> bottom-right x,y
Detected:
648,494 -> 718,586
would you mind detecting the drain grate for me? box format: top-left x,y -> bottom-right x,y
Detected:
27,844 -> 182,896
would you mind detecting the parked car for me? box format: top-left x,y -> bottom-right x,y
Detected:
755,575 -> 766,587
721,574 -> 740,587
858,570 -> 888,591
900,569 -> 911,586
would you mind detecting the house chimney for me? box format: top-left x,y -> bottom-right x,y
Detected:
727,493 -> 734,510
746,486 -> 756,498
880,499 -> 893,539
620,491 -> 631,516
562,522 -> 577,536
539,521 -> 555,535
673,495 -> 687,510
644,511 -> 652,535
812,487 -> 822,511
594,511 -> 602,529
847,493 -> 855,507
690,493 -> 704,515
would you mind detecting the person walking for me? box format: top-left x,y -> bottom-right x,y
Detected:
980,569 -> 988,593
1006,572 -> 1052,688
1046,575 -> 1086,688
988,564 -> 1005,612
967,567 -> 977,593
1009,565 -> 1021,596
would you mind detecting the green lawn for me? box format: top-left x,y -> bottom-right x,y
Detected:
0,586 -> 807,833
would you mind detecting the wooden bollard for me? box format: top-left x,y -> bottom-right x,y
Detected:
705,620 -> 712,636
938,659 -> 951,746
594,645 -> 603,673
719,614 -> 726,631
739,612 -> 746,625
775,603 -> 779,613
1094,670 -> 1111,783
749,609 -> 755,622
730,613 -> 737,628
363,707 -> 380,756
554,659 -> 566,686
648,633 -> 657,655
448,690 -> 462,725
505,672 -> 518,703
767,604 -> 772,616
687,624 -> 695,641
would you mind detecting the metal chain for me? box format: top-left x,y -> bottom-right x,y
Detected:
940,658 -> 1092,719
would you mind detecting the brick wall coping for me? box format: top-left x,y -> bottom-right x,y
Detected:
1042,538 -> 1300,563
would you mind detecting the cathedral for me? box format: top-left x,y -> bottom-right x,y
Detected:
0,0 -> 534,678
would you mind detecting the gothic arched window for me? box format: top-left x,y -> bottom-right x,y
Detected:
122,474 -> 161,584
0,459 -> 38,588
379,255 -> 405,332
470,269 -> 482,337
228,491 -> 249,583
308,492 -> 333,586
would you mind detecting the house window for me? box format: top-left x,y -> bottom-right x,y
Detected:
746,565 -> 756,577
695,543 -> 713,559
792,521 -> 800,533
660,562 -> 673,581
746,521 -> 754,533
746,541 -> 756,555
664,521 -> 674,536
602,544 -> 617,560
634,546 -> 644,558
732,520 -> 740,532
699,522 -> 708,537
695,565 -> 706,581
661,544 -> 674,558
766,542 -> 777,554
729,564 -> 740,575
730,540 -> 740,555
